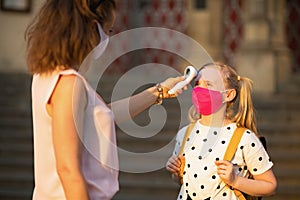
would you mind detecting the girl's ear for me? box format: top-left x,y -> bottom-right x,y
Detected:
224,89 -> 236,102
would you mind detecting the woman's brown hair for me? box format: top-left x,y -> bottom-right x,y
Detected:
25,0 -> 116,74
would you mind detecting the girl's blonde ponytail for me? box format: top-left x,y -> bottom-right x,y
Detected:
232,76 -> 258,135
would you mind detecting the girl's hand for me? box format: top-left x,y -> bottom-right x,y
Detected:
215,160 -> 237,186
166,155 -> 185,176
160,76 -> 186,98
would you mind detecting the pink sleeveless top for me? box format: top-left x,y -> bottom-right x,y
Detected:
31,69 -> 119,200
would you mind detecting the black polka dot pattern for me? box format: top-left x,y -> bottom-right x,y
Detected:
174,124 -> 273,200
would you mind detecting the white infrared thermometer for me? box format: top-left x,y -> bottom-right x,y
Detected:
168,66 -> 198,95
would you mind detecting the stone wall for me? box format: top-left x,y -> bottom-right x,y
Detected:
0,0 -> 294,94
0,0 -> 43,72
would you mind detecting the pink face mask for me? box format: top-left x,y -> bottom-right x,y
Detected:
192,87 -> 224,115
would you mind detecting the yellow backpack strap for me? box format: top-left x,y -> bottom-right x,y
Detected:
223,127 -> 247,200
234,190 -> 247,200
223,127 -> 246,161
178,122 -> 196,156
178,122 -> 196,182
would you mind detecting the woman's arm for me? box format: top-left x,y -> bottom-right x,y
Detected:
109,76 -> 185,123
50,75 -> 89,200
216,160 -> 277,196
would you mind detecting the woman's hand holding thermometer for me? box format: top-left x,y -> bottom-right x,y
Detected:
168,66 -> 198,95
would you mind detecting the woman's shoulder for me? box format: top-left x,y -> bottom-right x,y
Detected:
47,69 -> 87,104
33,68 -> 81,80
58,68 -> 80,76
32,69 -> 82,97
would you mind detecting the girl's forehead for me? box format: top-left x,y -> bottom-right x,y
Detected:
198,67 -> 222,81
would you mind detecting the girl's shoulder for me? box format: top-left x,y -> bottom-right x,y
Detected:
176,124 -> 190,142
239,127 -> 266,149
176,122 -> 198,142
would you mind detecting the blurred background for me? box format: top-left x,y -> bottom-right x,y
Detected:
0,0 -> 299,199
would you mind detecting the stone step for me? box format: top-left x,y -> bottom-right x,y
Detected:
113,170 -> 179,200
0,143 -> 33,158
258,123 -> 300,133
0,106 -> 31,118
254,94 -> 300,109
0,158 -> 33,170
0,129 -> 32,140
0,118 -> 32,130
0,173 -> 33,189
257,110 -> 300,125
0,189 -> 33,200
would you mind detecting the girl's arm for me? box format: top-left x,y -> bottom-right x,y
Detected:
235,169 -> 277,196
50,75 -> 89,200
216,160 -> 277,196
109,76 -> 185,123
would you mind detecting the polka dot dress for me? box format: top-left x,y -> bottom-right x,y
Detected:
173,121 -> 273,200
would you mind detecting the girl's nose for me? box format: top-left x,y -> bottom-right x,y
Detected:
195,79 -> 207,88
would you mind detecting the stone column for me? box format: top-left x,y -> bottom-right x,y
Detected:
185,0 -> 223,65
235,0 -> 276,94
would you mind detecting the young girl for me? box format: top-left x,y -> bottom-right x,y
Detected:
26,0 -> 183,199
166,63 -> 277,200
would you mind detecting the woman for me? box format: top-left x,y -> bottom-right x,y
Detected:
166,63 -> 277,199
26,0 -> 184,199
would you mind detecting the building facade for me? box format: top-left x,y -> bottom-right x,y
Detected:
0,0 -> 298,93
